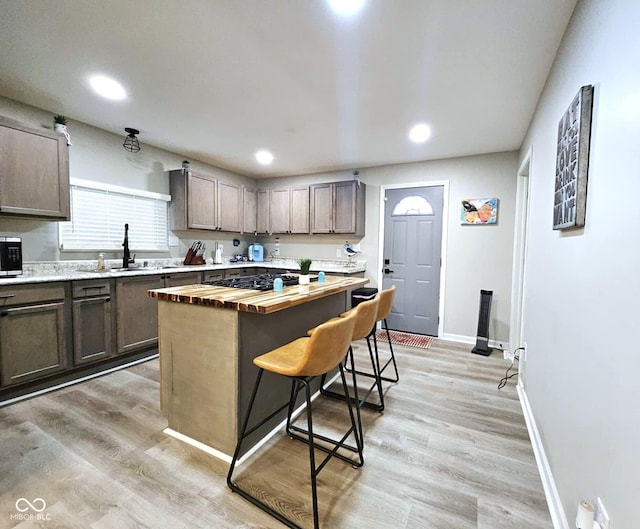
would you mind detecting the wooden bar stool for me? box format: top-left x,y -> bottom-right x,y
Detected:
227,310 -> 361,529
317,295 -> 384,416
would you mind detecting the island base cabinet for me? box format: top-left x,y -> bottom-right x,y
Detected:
158,302 -> 238,454
0,302 -> 67,386
156,290 -> 350,458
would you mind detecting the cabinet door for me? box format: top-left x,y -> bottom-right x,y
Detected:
217,181 -> 241,232
0,302 -> 67,386
310,183 -> 334,234
72,296 -> 112,365
290,186 -> 310,234
256,189 -> 270,234
116,276 -> 164,354
187,173 -> 217,229
243,187 -> 257,234
333,181 -> 357,233
270,188 -> 291,233
0,117 -> 70,220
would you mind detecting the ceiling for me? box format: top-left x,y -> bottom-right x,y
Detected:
0,0 -> 577,178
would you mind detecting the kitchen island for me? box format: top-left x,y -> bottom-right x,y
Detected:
148,276 -> 368,459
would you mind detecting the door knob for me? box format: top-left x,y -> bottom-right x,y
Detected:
384,268 -> 394,274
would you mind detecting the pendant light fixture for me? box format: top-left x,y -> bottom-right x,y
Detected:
123,127 -> 141,152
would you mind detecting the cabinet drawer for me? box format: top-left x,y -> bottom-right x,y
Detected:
0,283 -> 65,306
72,279 -> 111,298
203,271 -> 224,282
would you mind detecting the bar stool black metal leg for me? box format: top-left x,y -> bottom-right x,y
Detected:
288,363 -> 365,466
321,339 -> 385,412
367,319 -> 399,384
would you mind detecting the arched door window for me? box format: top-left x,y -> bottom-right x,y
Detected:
392,195 -> 434,216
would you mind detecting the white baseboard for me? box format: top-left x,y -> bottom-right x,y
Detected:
439,333 -> 509,354
517,381 -> 569,529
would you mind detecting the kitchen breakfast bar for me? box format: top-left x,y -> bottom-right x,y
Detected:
148,276 -> 368,459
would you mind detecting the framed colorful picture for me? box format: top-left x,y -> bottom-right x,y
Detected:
461,198 -> 498,225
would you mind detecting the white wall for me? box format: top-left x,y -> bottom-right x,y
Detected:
362,153 -> 518,343
518,0 -> 640,526
265,153 -> 519,342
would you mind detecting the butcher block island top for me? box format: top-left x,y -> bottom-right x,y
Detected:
147,276 -> 368,314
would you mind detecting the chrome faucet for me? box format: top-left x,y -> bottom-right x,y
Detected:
122,223 -> 134,268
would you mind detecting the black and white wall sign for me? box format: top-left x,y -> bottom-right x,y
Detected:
553,84 -> 594,230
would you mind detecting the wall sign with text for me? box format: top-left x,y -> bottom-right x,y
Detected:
553,84 -> 594,230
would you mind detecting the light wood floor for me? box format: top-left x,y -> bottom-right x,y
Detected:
0,339 -> 551,528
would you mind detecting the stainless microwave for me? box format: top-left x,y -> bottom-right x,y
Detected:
0,237 -> 23,276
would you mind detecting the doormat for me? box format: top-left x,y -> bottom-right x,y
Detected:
375,330 -> 433,349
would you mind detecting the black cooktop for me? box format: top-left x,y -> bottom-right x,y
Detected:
204,273 -> 301,291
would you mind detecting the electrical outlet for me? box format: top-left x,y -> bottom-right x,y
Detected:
336,248 -> 342,258
595,497 -> 610,529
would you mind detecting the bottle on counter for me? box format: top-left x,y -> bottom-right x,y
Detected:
273,277 -> 283,292
97,253 -> 105,270
318,271 -> 325,283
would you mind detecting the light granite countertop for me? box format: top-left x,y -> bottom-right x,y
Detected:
0,258 -> 366,286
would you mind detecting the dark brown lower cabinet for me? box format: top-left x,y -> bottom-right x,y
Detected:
72,280 -> 113,366
116,275 -> 165,355
0,284 -> 68,387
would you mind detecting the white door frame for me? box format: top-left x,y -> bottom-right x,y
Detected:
509,147 -> 532,370
378,180 -> 450,337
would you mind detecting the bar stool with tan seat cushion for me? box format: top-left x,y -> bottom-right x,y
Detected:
314,295 -> 384,417
227,310 -> 361,529
343,286 -> 399,410
370,285 -> 399,383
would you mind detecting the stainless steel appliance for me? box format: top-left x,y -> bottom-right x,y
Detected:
204,273 -> 302,291
0,237 -> 23,276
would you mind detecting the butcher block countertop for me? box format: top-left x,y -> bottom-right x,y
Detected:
148,276 -> 368,314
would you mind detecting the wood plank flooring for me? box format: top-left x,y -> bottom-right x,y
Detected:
0,340 -> 551,528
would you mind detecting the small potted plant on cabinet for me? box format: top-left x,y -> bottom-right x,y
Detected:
298,258 -> 313,284
53,115 -> 72,145
53,115 -> 67,132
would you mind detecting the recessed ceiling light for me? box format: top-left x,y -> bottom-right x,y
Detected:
255,150 -> 274,165
408,123 -> 432,143
89,75 -> 127,100
327,0 -> 366,16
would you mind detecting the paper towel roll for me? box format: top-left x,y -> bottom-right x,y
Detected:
575,500 -> 594,529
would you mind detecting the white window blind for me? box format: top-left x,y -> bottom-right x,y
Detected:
59,179 -> 170,251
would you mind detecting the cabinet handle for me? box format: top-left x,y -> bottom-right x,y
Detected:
105,297 -> 111,302
0,294 -> 16,299
0,311 -> 8,317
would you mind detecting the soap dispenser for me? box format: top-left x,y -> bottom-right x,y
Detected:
97,253 -> 105,270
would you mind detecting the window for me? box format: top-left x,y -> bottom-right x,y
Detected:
59,179 -> 170,251
392,195 -> 434,216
